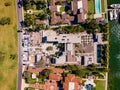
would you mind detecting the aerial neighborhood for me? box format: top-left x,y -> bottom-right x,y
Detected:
18,0 -> 109,90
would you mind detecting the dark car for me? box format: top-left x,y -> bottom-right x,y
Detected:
17,30 -> 22,32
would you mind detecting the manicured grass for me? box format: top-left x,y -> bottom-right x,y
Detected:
88,0 -> 94,14
101,0 -> 105,12
95,80 -> 105,90
60,6 -> 65,13
0,0 -> 18,90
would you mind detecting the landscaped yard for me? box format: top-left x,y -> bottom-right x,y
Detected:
88,0 -> 94,14
95,80 -> 105,90
101,0 -> 105,12
0,0 -> 18,90
87,0 -> 94,19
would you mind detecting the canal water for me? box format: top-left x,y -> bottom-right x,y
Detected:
109,21 -> 120,90
108,0 -> 120,90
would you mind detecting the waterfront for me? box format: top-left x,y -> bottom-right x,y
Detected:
108,0 -> 120,90
109,20 -> 120,90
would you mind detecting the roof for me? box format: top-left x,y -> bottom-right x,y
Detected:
29,55 -> 35,63
67,51 -> 77,62
63,74 -> 82,90
72,0 -> 78,15
27,67 -> 64,74
83,0 -> 88,14
49,73 -> 62,81
29,80 -> 58,90
35,19 -> 46,24
27,67 -> 45,74
77,13 -> 85,23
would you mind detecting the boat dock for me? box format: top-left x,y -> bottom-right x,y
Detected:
107,4 -> 120,21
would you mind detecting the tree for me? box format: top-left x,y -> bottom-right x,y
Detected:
23,0 -> 33,10
43,69 -> 52,78
36,13 -> 47,20
36,59 -> 46,67
67,0 -> 72,3
85,19 -> 100,33
99,23 -> 109,33
47,9 -> 52,16
0,17 -> 11,25
35,0 -> 46,10
55,0 -> 62,5
67,10 -> 73,15
4,2 -> 11,6
24,14 -> 33,26
47,46 -> 53,51
35,24 -> 45,30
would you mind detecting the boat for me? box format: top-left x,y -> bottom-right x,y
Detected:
109,11 -> 113,20
113,10 -> 118,19
110,4 -> 120,9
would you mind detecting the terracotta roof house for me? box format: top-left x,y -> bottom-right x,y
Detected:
63,74 -> 82,90
27,67 -> 64,74
49,73 -> 62,81
27,67 -> 45,74
29,80 -> 58,90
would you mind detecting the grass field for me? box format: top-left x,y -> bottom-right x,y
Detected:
88,0 -> 94,14
0,0 -> 18,90
95,80 -> 105,90
101,0 -> 105,12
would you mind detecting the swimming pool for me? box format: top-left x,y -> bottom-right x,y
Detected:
95,0 -> 101,14
97,45 -> 101,63
86,84 -> 93,90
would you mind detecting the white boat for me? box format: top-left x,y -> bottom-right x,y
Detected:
110,4 -> 120,9
113,10 -> 118,19
109,11 -> 113,20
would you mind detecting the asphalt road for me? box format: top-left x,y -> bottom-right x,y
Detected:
15,0 -> 23,90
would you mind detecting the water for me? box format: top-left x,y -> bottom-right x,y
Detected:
108,0 -> 120,89
95,0 -> 101,14
108,20 -> 120,90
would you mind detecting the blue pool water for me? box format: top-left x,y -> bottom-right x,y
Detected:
97,45 -> 101,63
95,0 -> 101,14
86,84 -> 93,90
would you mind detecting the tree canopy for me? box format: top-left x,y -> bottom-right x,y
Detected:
0,17 -> 11,25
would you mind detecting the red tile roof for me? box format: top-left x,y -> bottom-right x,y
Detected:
49,73 -> 62,81
29,80 -> 58,90
27,67 -> 64,74
63,74 -> 82,90
27,67 -> 44,74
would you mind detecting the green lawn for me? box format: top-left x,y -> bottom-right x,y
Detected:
87,0 -> 94,19
0,0 -> 18,90
60,6 -> 65,13
88,0 -> 94,14
95,80 -> 105,90
101,0 -> 105,12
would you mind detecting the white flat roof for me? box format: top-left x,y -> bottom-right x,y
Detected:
69,82 -> 75,90
78,0 -> 83,9
46,34 -> 82,43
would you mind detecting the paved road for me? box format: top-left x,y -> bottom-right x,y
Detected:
15,0 -> 23,90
